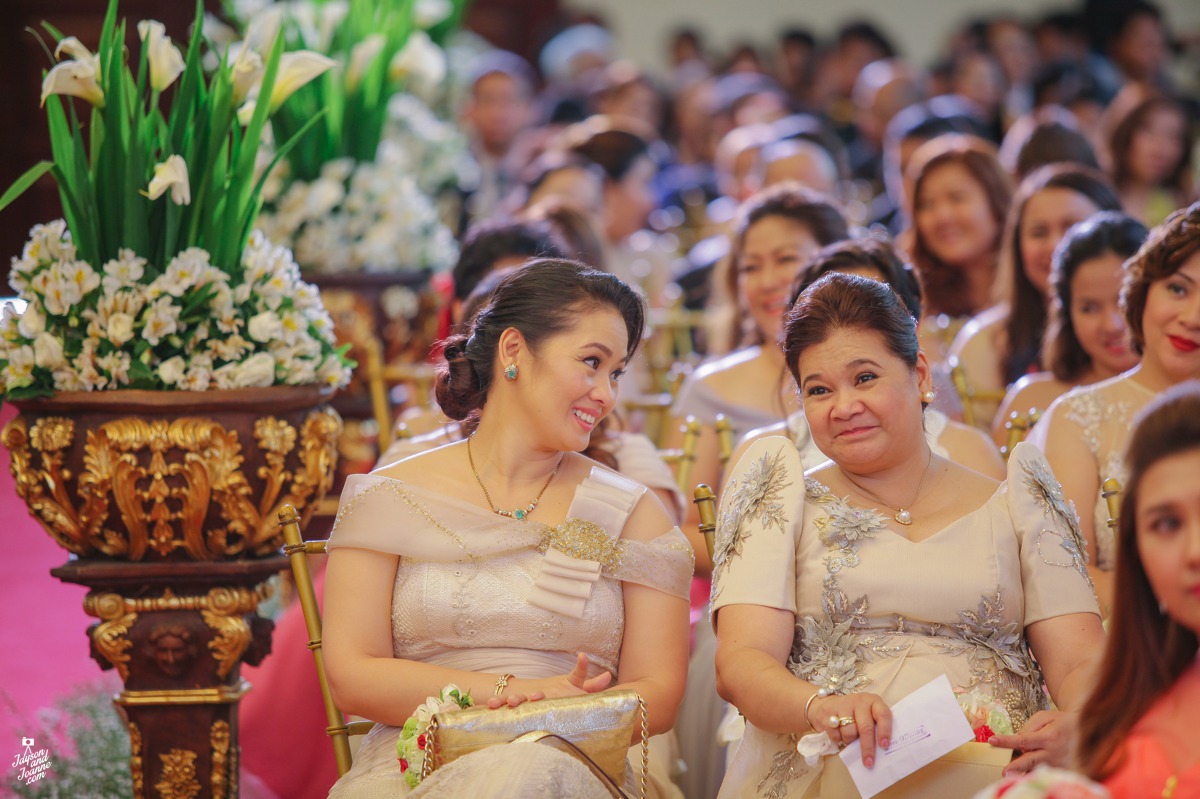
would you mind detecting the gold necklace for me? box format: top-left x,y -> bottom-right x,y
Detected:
466,435 -> 560,521
840,448 -> 934,526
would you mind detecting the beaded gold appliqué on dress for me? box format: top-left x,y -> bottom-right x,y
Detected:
538,518 -> 626,571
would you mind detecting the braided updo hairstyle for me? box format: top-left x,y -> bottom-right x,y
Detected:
435,258 -> 646,423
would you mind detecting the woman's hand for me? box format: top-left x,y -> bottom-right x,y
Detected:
485,653 -> 612,709
988,709 -> 1077,775
810,692 -> 893,768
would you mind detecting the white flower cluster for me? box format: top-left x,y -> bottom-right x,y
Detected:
257,151 -> 459,275
1,223 -> 352,395
384,92 -> 480,195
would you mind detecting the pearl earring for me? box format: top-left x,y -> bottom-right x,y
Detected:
922,391 -> 936,404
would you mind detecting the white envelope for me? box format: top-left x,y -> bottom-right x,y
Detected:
839,674 -> 974,799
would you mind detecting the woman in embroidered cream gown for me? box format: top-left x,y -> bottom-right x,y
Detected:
323,260 -> 693,799
1029,201 -> 1200,618
711,273 -> 1104,799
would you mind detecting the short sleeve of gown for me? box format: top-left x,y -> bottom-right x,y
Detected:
709,436 -> 806,616
1006,441 -> 1101,626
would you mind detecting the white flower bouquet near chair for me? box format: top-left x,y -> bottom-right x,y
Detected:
0,2 -> 351,796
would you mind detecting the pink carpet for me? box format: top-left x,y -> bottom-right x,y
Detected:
0,403 -> 101,742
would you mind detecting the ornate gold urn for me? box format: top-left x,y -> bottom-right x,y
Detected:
3,385 -> 341,799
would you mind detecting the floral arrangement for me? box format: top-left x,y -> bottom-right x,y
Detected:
0,0 -> 354,400
396,683 -> 473,787
956,686 -> 1015,742
9,676 -> 131,798
243,0 -> 469,275
969,766 -> 1110,799
255,148 -> 459,275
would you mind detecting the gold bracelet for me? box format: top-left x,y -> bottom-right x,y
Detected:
493,673 -> 515,697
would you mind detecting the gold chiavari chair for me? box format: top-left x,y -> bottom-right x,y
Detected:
659,417 -> 702,494
645,301 -> 707,392
279,505 -> 374,776
694,484 -> 718,562
363,338 -> 438,451
1000,408 -> 1041,461
948,356 -> 1009,428
1102,477 -> 1122,533
657,414 -> 735,495
622,362 -> 692,448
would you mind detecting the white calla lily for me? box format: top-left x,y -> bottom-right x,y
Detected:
230,43 -> 265,104
267,51 -> 336,111
388,31 -> 446,89
312,1 -> 349,52
55,37 -> 99,69
414,0 -> 453,29
41,59 -> 104,108
346,35 -> 386,92
137,20 -> 185,92
236,98 -> 259,127
142,155 -> 191,205
245,5 -> 285,54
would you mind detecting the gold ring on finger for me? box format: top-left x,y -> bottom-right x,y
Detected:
837,716 -> 856,727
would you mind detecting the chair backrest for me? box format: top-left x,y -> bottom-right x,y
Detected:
658,417 -> 702,494
1000,408 -> 1041,460
948,357 -> 1008,428
279,504 -> 374,777
645,303 -> 706,390
364,338 -> 438,450
1101,477 -> 1122,533
694,484 -> 717,562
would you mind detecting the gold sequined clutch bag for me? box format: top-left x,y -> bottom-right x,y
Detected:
421,689 -> 648,799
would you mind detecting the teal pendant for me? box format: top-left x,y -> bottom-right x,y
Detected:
514,509 -> 527,520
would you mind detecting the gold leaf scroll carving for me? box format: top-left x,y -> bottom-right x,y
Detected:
201,587 -> 255,678
245,407 -> 342,554
129,722 -> 145,799
2,417 -> 94,555
85,592 -> 138,680
8,407 -> 338,560
211,721 -> 231,799
155,749 -> 201,799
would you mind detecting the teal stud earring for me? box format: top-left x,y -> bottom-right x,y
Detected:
503,363 -> 518,381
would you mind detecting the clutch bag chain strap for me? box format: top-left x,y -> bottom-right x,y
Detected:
421,714 -> 442,782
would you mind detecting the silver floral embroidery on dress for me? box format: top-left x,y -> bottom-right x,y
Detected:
809,478 -> 887,573
930,590 -> 1046,729
711,448 -> 793,598
1019,456 -> 1092,586
758,481 -> 883,797
756,740 -> 806,799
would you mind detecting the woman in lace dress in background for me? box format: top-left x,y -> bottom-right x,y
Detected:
669,182 -> 850,571
1030,200 -> 1200,617
323,260 -> 694,798
711,273 -> 1103,799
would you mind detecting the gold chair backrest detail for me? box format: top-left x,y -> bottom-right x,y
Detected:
658,416 -> 702,494
948,357 -> 1008,428
1101,477 -> 1122,532
364,338 -> 438,451
279,504 -> 374,777
694,484 -> 717,562
1000,408 -> 1041,460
